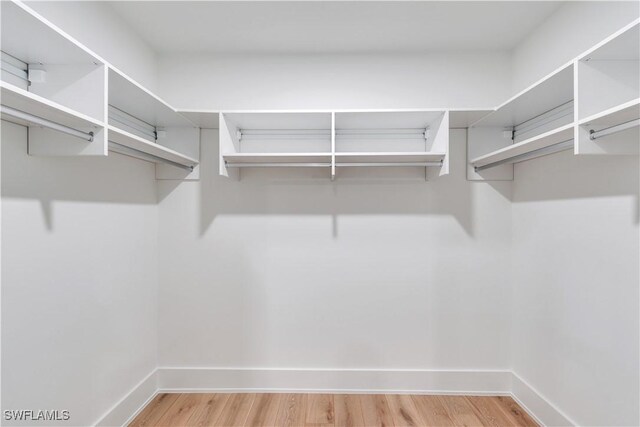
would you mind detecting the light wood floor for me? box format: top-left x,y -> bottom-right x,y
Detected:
129,393 -> 539,426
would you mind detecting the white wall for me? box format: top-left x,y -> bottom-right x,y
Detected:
1,122 -> 159,426
158,52 -> 510,110
155,49 -> 514,373
24,1 -> 159,91
511,152 -> 639,426
509,3 -> 640,426
157,129 -> 514,372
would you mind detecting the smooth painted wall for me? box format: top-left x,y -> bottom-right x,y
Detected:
1,123 -> 159,426
1,3 -> 161,425
157,52 -> 511,110
157,129 -> 514,370
509,2 -> 640,425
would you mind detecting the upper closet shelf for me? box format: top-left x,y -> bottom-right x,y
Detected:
0,1 -> 99,66
579,19 -> 639,62
108,68 -> 194,128
471,65 -> 574,129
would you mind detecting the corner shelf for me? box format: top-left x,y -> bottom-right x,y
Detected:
107,125 -> 198,170
467,63 -> 575,180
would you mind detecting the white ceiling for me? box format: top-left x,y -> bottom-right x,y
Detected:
110,1 -> 563,55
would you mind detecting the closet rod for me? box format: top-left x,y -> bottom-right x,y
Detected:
225,162 -> 330,168
238,128 -> 430,140
336,161 -> 442,167
0,105 -> 94,142
108,141 -> 195,171
225,161 -> 442,168
475,139 -> 573,172
590,119 -> 640,140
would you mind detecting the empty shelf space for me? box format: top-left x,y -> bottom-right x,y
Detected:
1,1 -> 99,65
1,81 -> 103,129
108,125 -> 198,168
470,123 -> 574,168
335,152 -> 445,164
108,68 -> 194,128
473,64 -> 574,129
581,21 -> 639,61
579,98 -> 640,127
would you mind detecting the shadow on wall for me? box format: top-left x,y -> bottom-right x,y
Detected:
1,121 -> 158,230
157,128 -> 513,239
512,150 -> 640,224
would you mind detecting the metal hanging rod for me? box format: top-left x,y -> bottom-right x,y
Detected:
108,105 -> 157,141
237,128 -> 430,141
0,105 -> 94,142
336,161 -> 442,167
225,161 -> 443,168
225,162 -> 330,168
109,141 -> 194,171
590,118 -> 640,140
513,101 -> 573,139
1,51 -> 28,82
475,139 -> 573,172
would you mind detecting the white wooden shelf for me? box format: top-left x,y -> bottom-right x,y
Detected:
468,64 -> 575,180
108,68 -> 194,128
108,125 -> 198,169
1,81 -> 103,130
1,1 -> 99,66
470,123 -> 574,169
220,110 -> 450,179
578,98 -> 640,127
335,152 -> 445,164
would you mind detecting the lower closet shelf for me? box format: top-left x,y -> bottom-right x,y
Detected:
0,81 -> 103,130
335,152 -> 444,165
578,98 -> 640,127
470,123 -> 574,169
107,125 -> 199,169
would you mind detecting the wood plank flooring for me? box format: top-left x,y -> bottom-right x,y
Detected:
130,393 -> 538,426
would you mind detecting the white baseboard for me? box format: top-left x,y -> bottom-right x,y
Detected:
157,367 -> 512,395
511,373 -> 575,427
94,370 -> 158,427
95,368 -> 575,427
